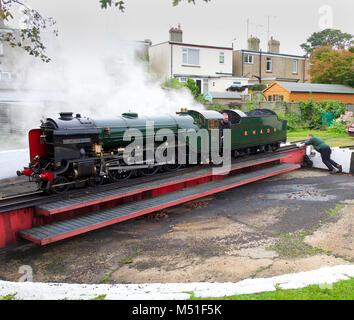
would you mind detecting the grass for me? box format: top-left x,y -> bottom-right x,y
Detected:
0,293 -> 17,300
189,277 -> 354,300
287,129 -> 353,146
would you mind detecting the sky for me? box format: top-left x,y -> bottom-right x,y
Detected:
19,0 -> 354,56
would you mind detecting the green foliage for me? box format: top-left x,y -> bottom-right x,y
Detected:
183,78 -> 200,98
0,1 -> 57,63
310,47 -> 354,87
101,0 -> 211,11
299,99 -> 346,129
161,78 -> 183,89
301,29 -> 353,56
244,99 -> 255,111
285,114 -> 303,131
190,277 -> 354,300
250,84 -> 267,91
328,121 -> 351,135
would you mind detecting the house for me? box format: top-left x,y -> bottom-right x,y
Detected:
233,36 -> 311,85
263,82 -> 354,103
149,26 -> 249,102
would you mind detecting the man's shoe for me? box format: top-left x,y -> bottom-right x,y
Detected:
329,170 -> 337,174
337,165 -> 343,173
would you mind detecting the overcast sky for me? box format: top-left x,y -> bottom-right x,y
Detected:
22,0 -> 354,56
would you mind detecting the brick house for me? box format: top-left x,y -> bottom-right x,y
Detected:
233,36 -> 311,85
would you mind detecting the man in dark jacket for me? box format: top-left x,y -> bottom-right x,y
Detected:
220,113 -> 231,140
301,134 -> 342,174
219,113 -> 232,155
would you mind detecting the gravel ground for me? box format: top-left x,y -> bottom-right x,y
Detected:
0,168 -> 353,287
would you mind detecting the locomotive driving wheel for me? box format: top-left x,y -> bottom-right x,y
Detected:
51,176 -> 70,194
165,164 -> 183,171
88,175 -> 105,186
140,165 -> 159,176
108,169 -> 132,182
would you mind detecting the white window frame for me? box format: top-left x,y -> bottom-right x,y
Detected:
266,57 -> 272,72
292,59 -> 298,74
0,72 -> 11,81
182,48 -> 200,66
244,54 -> 254,64
0,41 -> 3,55
219,52 -> 225,64
179,77 -> 187,84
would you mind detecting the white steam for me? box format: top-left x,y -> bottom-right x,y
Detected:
0,5 -> 202,179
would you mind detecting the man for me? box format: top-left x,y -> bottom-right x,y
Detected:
301,134 -> 342,174
219,113 -> 231,156
220,113 -> 231,140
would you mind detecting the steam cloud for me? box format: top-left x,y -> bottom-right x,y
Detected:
0,14 -> 202,179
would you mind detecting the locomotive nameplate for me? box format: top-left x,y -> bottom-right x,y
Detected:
63,138 -> 91,144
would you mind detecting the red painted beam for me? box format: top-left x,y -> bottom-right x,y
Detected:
38,156 -> 288,216
24,164 -> 300,245
0,208 -> 34,248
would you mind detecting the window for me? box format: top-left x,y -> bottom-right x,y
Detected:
219,52 -> 225,64
203,79 -> 209,94
266,58 -> 272,72
244,54 -> 254,64
0,41 -> 3,55
268,95 -> 272,102
292,60 -> 298,74
179,77 -> 187,84
0,72 -> 11,81
182,48 -> 200,66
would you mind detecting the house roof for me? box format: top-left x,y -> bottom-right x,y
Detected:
240,49 -> 306,60
265,82 -> 354,95
209,92 -> 242,99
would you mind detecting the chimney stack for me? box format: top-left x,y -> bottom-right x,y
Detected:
248,36 -> 260,51
169,25 -> 183,43
268,36 -> 280,53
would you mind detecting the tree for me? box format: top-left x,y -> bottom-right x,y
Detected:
0,0 -> 57,62
301,29 -> 353,57
310,46 -> 354,87
0,0 -> 211,62
100,0 -> 211,11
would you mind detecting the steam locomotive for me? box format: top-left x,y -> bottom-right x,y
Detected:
17,109 -> 287,193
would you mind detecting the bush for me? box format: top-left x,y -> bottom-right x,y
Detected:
299,99 -> 346,129
286,114 -> 304,131
328,121 -> 351,135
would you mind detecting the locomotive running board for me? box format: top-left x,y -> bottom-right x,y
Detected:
35,153 -> 293,216
19,163 -> 300,245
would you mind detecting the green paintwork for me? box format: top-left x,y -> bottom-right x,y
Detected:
93,113 -> 196,149
92,110 -> 286,153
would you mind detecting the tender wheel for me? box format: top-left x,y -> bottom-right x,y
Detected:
108,169 -> 132,182
51,176 -> 69,194
140,165 -> 159,176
